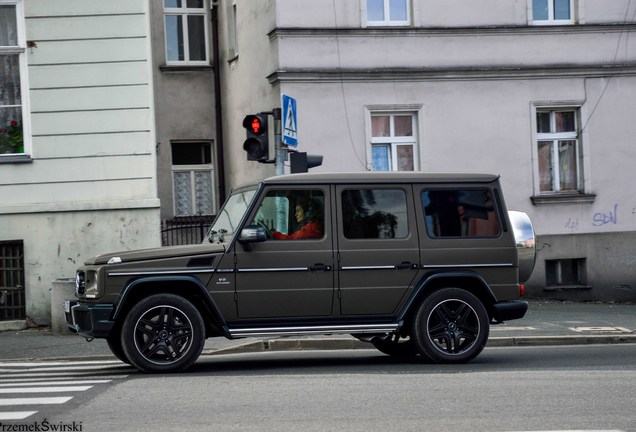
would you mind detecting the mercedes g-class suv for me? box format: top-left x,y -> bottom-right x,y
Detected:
65,172 -> 535,373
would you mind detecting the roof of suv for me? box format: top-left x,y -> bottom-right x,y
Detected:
262,172 -> 500,185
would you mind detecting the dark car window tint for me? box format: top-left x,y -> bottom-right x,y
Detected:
341,189 -> 408,239
422,189 -> 500,238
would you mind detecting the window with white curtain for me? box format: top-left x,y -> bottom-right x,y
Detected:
370,112 -> 417,172
535,108 -> 582,193
172,142 -> 215,215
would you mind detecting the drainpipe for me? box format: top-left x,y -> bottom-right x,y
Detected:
211,1 -> 227,205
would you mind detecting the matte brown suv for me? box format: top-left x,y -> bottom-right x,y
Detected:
65,172 -> 535,373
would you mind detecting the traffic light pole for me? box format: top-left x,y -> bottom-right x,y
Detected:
272,108 -> 285,176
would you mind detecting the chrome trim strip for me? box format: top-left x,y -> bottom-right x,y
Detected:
421,263 -> 513,269
341,265 -> 396,270
237,267 -> 308,272
229,323 -> 399,337
107,269 -> 214,277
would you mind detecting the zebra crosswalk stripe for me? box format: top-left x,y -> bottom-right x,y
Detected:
0,386 -> 93,394
0,396 -> 73,406
0,411 -> 38,421
0,359 -> 131,421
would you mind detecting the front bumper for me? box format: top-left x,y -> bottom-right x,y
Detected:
64,300 -> 115,338
491,300 -> 528,323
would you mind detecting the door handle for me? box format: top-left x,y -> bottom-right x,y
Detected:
396,262 -> 418,270
309,263 -> 331,272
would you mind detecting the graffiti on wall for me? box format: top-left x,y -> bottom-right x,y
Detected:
592,204 -> 618,227
563,203 -> 630,231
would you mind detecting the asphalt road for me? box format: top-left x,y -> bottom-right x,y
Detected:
24,344 -> 635,432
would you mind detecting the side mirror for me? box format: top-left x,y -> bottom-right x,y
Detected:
238,225 -> 267,244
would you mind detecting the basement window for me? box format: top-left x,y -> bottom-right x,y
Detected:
545,258 -> 588,290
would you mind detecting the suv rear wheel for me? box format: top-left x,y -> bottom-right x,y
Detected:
121,294 -> 205,373
412,288 -> 489,363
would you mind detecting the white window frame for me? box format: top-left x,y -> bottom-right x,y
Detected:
0,0 -> 30,157
172,165 -> 216,216
366,109 -> 419,172
529,0 -> 576,25
163,0 -> 210,66
364,0 -> 411,27
532,105 -> 584,195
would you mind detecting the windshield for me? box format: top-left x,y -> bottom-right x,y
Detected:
207,187 -> 257,244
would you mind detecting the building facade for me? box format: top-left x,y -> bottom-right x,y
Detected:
217,0 -> 636,301
0,0 -> 160,323
148,0 -> 224,224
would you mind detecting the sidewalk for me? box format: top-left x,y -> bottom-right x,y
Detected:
0,300 -> 635,362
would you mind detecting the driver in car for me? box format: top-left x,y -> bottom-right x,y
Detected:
273,198 -> 322,240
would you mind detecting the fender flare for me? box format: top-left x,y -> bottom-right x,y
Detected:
112,275 -> 227,331
397,270 -> 498,322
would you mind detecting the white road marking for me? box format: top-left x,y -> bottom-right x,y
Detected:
0,360 -> 130,421
569,326 -> 633,333
0,385 -> 92,394
0,411 -> 38,420
0,396 -> 73,406
0,380 -> 110,387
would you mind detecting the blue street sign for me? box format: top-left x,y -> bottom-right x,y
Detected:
282,94 -> 298,147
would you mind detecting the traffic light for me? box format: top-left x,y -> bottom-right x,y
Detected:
242,114 -> 269,161
290,152 -> 323,173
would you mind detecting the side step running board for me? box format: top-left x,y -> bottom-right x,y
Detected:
228,323 -> 399,338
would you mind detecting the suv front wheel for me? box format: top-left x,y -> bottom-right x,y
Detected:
121,294 -> 205,373
412,288 -> 489,363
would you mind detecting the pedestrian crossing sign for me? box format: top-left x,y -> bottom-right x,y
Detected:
282,94 -> 298,147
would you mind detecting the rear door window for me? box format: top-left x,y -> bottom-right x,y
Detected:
422,189 -> 500,238
341,189 -> 409,239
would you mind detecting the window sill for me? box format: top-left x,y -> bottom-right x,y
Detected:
531,193 -> 596,205
159,65 -> 214,72
0,154 -> 32,164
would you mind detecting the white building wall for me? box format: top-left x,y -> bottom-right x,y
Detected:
0,0 -> 160,323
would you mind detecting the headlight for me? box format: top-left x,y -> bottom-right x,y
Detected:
75,269 -> 101,298
75,271 -> 85,295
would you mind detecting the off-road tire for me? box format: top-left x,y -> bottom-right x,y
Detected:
412,288 -> 489,363
121,294 -> 205,373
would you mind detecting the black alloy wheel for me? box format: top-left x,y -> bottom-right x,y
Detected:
121,294 -> 205,373
412,288 -> 489,363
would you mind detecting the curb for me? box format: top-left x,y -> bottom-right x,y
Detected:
0,320 -> 27,332
201,334 -> 636,357
488,334 -> 636,347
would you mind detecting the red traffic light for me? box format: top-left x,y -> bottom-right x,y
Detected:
251,118 -> 262,134
243,114 -> 267,136
243,114 -> 269,161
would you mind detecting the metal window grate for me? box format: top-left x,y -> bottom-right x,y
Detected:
0,240 -> 26,321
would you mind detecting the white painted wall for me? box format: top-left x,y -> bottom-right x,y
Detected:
0,0 -> 160,323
